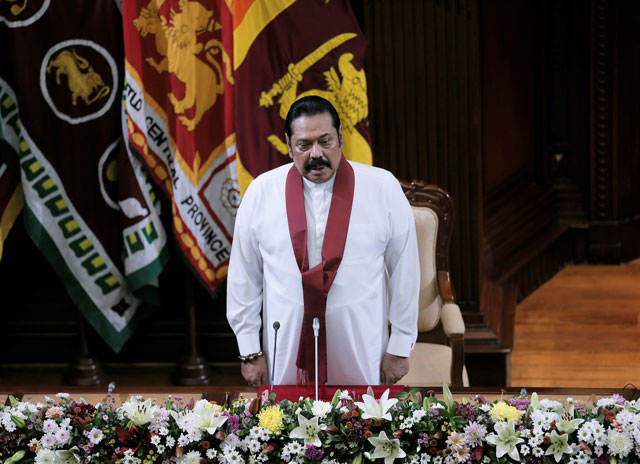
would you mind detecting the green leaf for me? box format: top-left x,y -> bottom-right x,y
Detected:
5,450 -> 25,463
530,392 -> 539,410
10,416 -> 25,429
331,390 -> 341,408
351,452 -> 363,464
442,382 -> 454,410
8,395 -> 19,408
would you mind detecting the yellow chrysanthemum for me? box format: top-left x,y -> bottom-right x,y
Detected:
489,401 -> 522,422
258,405 -> 286,434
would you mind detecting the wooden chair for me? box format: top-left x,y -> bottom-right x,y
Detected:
397,180 -> 468,387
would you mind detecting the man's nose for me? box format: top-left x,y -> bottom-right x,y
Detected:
310,142 -> 322,158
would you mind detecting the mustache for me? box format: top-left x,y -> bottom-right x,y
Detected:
305,158 -> 331,170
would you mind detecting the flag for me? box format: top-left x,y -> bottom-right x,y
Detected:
233,0 -> 372,194
0,0 -> 168,352
0,157 -> 23,260
122,0 -> 238,294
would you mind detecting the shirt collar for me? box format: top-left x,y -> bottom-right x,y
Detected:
302,173 -> 336,193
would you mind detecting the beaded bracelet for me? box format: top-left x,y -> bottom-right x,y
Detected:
238,351 -> 263,363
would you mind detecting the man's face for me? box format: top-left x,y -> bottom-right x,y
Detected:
286,112 -> 343,184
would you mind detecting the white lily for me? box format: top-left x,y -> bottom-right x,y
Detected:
555,405 -> 584,434
184,399 -> 228,435
485,421 -> 524,461
289,413 -> 326,447
367,431 -> 406,464
120,396 -> 158,426
545,430 -> 571,462
354,388 -> 398,421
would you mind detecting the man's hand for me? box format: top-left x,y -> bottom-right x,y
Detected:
241,356 -> 268,387
380,352 -> 409,385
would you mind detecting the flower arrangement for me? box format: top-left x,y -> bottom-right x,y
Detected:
1,385 -> 639,464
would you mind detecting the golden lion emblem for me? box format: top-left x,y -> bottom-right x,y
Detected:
133,0 -> 233,131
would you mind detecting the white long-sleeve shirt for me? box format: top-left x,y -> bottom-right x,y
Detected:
226,161 -> 419,385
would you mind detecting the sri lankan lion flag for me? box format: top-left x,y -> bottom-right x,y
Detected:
234,0 -> 372,194
123,0 -> 238,294
0,0 -> 168,352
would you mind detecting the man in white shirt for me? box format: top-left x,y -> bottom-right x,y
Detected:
226,96 -> 419,387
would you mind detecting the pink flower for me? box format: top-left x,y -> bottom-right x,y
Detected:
446,431 -> 465,451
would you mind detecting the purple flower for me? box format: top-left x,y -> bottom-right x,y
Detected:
224,412 -> 240,434
508,398 -> 531,410
305,444 -> 324,460
610,394 -> 625,404
594,455 -> 610,464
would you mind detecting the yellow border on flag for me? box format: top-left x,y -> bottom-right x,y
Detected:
0,184 -> 24,260
235,151 -> 255,197
233,0 -> 295,71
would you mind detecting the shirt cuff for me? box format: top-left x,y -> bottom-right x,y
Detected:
386,332 -> 415,358
236,333 -> 261,356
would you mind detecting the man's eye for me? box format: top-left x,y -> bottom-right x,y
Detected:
298,143 -> 310,150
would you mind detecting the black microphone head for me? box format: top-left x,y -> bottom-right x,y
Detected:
273,321 -> 280,330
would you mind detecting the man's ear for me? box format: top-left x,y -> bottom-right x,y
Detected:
285,133 -> 293,160
338,126 -> 344,148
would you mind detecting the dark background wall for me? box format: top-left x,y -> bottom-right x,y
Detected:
2,0 -> 639,387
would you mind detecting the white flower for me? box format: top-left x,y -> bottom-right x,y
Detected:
156,444 -> 165,454
246,438 -> 261,453
150,434 -> 161,446
165,436 -> 176,448
339,391 -> 352,401
178,399 -> 227,436
177,450 -> 202,464
607,429 -> 633,458
539,399 -> 562,410
177,434 -> 190,446
120,396 -> 158,426
354,388 -> 398,421
55,393 -> 70,399
312,400 -> 333,419
289,413 -> 326,447
222,433 -> 241,450
55,450 -> 80,464
222,448 -> 245,464
55,428 -> 71,445
545,430 -> 571,462
368,431 -> 406,464
34,449 -> 56,464
40,434 -> 57,449
412,409 -> 427,420
520,444 -> 530,456
479,403 -> 492,413
485,421 -> 524,461
42,419 -> 59,434
206,449 -> 217,459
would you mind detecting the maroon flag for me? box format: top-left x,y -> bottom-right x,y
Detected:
0,0 -> 168,351
233,0 -> 372,193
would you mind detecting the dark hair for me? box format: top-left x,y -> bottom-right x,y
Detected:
284,95 -> 341,139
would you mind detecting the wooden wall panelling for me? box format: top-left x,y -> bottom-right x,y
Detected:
363,0 -> 482,315
588,0 -> 640,264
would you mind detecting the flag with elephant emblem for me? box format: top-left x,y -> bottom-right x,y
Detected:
122,0 -> 238,295
0,0 -> 168,352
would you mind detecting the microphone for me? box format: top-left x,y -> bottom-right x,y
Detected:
271,321 -> 280,394
313,317 -> 320,401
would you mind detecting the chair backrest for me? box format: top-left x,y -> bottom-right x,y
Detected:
400,180 -> 456,333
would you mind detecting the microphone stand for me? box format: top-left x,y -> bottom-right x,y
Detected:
313,317 -> 320,401
271,321 -> 280,395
